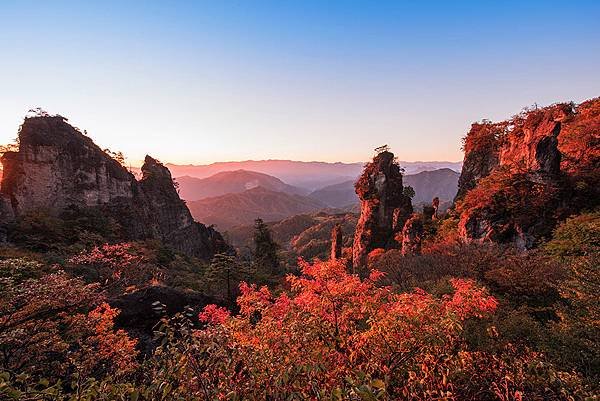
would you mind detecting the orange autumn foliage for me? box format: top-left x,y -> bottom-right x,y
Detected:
194,259 -> 499,399
560,97 -> 600,173
0,269 -> 137,381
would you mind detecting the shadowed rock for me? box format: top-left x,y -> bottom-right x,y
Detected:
0,115 -> 228,258
330,223 -> 343,260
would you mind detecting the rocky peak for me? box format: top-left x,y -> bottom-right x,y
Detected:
352,150 -> 413,270
454,122 -> 504,201
1,116 -> 134,215
0,114 -> 227,259
498,104 -> 570,175
454,100 -> 599,249
456,104 -> 572,202
141,155 -> 171,180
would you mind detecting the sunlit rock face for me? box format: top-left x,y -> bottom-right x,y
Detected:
352,150 -> 413,270
456,100 -> 600,249
1,116 -> 134,214
0,115 -> 227,258
457,104 -> 572,203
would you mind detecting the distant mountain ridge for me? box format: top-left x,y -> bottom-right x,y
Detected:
176,170 -> 307,201
183,167 -> 460,230
166,159 -> 462,190
308,180 -> 357,208
308,168 -> 460,208
187,186 -> 327,230
404,168 -> 460,205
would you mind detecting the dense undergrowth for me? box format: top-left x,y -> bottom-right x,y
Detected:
0,209 -> 598,400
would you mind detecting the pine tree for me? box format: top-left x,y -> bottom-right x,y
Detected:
252,218 -> 280,276
204,253 -> 253,304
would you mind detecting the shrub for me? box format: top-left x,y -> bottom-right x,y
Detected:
0,265 -> 137,383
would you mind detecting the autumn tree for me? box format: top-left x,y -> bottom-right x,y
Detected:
188,259 -> 582,400
0,260 -> 137,383
69,242 -> 158,295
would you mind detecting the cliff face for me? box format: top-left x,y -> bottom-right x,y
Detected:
352,150 -> 413,269
1,116 -> 134,215
0,115 -> 227,258
454,122 -> 503,201
330,223 -> 343,260
456,99 -> 600,248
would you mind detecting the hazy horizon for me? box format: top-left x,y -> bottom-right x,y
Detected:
1,1 -> 599,166
164,158 -> 463,167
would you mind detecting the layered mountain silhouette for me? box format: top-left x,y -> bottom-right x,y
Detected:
175,170 -> 308,200
307,180 -> 357,208
404,168 -> 460,205
178,167 -> 459,229
165,160 -> 461,190
308,168 -> 460,208
187,187 -> 327,230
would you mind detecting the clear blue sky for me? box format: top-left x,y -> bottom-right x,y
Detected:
1,1 -> 599,165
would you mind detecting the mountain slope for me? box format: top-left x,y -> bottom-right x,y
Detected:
227,212 -> 358,262
164,160 -> 462,190
309,168 -> 460,208
175,170 -> 307,201
187,187 -> 327,230
308,180 -> 357,208
403,168 -> 459,205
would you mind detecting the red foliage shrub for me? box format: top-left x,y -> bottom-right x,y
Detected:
188,260 -> 514,399
560,97 -> 600,173
0,267 -> 137,381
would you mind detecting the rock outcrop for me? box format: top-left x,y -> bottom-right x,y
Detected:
454,121 -> 504,202
400,214 -> 423,256
352,150 -> 413,270
432,197 -> 440,218
455,99 -> 600,248
456,104 -> 570,202
423,205 -> 435,221
0,115 -> 227,258
330,223 -> 343,260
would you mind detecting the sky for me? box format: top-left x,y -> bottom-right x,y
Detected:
1,1 -> 599,166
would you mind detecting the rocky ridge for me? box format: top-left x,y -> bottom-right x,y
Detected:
455,99 -> 600,248
0,115 -> 227,258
